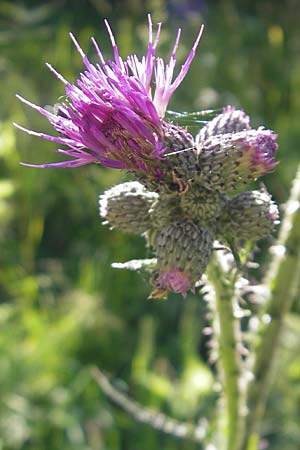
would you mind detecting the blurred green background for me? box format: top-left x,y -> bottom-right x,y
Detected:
1,0 -> 300,449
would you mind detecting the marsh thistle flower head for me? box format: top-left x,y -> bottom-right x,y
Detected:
99,181 -> 158,234
15,16 -> 280,299
196,128 -> 278,192
196,106 -> 251,142
218,190 -> 280,242
154,220 -> 214,296
15,15 -> 203,182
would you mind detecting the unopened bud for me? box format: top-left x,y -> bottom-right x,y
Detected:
218,190 -> 279,242
180,188 -> 226,225
196,129 -> 278,192
163,122 -> 198,182
196,106 -> 251,142
154,220 -> 214,296
150,194 -> 181,229
99,182 -> 158,234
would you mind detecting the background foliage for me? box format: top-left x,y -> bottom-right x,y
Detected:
1,0 -> 300,448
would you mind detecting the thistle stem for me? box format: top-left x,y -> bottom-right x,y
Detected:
91,367 -> 208,443
239,165 -> 300,450
207,256 -> 243,450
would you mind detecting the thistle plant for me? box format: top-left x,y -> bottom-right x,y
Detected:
15,14 -> 300,450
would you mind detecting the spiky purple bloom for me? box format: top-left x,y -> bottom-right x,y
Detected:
15,15 -> 203,179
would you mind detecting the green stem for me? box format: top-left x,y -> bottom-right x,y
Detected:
207,256 -> 244,450
239,165 -> 300,450
91,368 -> 208,443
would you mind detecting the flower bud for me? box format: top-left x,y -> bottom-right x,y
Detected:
154,220 -> 214,296
218,190 -> 279,242
99,181 -> 158,234
150,194 -> 181,229
163,122 -> 198,183
180,188 -> 226,225
196,129 -> 278,192
196,106 -> 251,142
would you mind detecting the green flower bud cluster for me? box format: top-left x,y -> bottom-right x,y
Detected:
165,106 -> 277,194
99,106 -> 279,297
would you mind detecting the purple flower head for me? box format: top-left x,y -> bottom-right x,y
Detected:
15,15 -> 203,178
197,127 -> 278,192
234,128 -> 278,177
157,269 -> 193,297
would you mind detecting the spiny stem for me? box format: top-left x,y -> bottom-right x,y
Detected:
239,165 -> 300,450
91,367 -> 208,444
207,255 -> 244,450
